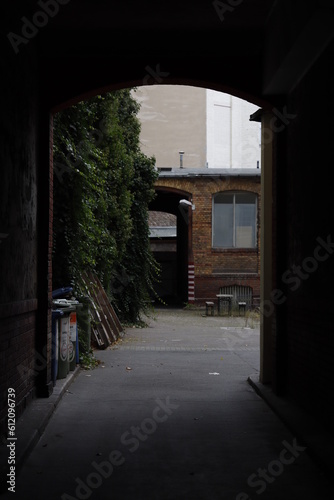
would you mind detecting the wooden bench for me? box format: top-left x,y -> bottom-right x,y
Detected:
205,301 -> 215,316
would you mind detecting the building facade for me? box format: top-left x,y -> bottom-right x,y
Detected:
135,86 -> 261,307
2,0 -> 334,450
150,168 -> 261,308
134,85 -> 261,170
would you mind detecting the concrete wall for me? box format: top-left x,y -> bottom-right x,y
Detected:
135,85 -> 207,168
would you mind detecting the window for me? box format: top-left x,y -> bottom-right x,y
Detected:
213,192 -> 257,248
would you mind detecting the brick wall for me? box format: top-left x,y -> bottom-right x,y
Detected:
156,173 -> 261,305
0,109 -> 54,436
195,275 -> 260,301
34,111 -> 54,398
0,301 -> 37,437
0,48 -> 40,436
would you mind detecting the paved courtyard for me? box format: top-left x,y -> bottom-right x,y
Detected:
12,308 -> 332,499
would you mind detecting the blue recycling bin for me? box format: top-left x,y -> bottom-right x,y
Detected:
52,286 -> 73,299
51,309 -> 64,386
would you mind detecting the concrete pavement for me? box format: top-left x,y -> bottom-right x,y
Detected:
3,308 -> 334,499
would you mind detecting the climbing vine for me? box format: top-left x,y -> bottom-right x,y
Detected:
53,89 -> 159,322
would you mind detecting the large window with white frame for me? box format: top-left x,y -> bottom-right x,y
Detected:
212,192 -> 257,248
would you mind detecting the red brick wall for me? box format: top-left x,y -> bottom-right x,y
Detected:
156,174 -> 261,304
195,275 -> 260,301
0,301 -> 37,437
33,111 -> 54,398
0,50 -> 40,436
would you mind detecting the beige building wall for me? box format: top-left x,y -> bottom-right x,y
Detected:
134,85 -> 261,170
134,85 -> 207,168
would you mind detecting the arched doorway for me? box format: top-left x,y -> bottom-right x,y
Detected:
149,187 -> 194,306
1,0 -> 283,433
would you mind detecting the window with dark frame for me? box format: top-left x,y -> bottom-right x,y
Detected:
212,192 -> 257,248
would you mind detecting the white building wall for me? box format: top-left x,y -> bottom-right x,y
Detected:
206,89 -> 261,169
206,91 -> 231,168
134,86 -> 261,169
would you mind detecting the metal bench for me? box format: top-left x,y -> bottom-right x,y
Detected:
238,301 -> 247,315
237,295 -> 249,315
205,301 -> 215,316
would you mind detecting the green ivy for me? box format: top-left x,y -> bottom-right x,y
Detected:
53,89 -> 160,323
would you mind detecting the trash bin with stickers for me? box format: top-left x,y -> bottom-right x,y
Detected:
52,286 -> 73,300
56,305 -> 75,379
53,297 -> 82,375
52,287 -> 83,378
51,309 -> 64,385
68,307 -> 78,371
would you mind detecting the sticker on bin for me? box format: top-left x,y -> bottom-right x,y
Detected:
69,312 -> 77,341
68,342 -> 75,362
60,340 -> 68,362
60,317 -> 69,362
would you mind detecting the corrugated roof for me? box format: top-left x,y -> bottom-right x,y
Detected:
149,211 -> 177,227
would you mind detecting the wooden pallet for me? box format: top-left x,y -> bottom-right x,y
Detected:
80,271 -> 124,349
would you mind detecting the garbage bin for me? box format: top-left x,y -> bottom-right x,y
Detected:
51,309 -> 63,386
53,297 -> 82,374
56,305 -> 76,379
52,286 -> 73,299
69,309 -> 77,371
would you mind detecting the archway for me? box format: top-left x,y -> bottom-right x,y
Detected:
2,2 -> 334,483
149,187 -> 194,306
1,0 -> 286,434
49,82 -> 270,385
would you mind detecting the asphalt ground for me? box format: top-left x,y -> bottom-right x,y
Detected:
5,308 -> 333,499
